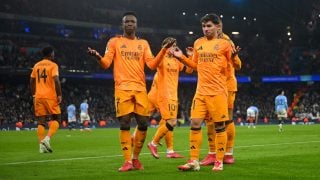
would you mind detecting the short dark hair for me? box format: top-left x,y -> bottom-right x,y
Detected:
162,37 -> 176,47
122,11 -> 137,18
200,13 -> 221,24
41,46 -> 54,57
277,89 -> 284,95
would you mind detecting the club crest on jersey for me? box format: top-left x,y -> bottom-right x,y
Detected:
214,44 -> 219,50
138,45 -> 142,50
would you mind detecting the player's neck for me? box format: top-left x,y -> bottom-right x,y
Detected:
44,56 -> 53,61
123,32 -> 136,40
206,32 -> 218,40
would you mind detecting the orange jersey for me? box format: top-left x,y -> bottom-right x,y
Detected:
221,34 -> 242,92
100,36 -> 165,91
226,55 -> 241,91
149,72 -> 158,95
157,54 -> 184,100
30,59 -> 59,99
191,37 -> 232,96
148,72 -> 159,104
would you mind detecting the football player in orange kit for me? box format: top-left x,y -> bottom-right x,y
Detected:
171,13 -> 233,172
200,19 -> 241,166
147,37 -> 184,159
30,46 -> 62,154
87,12 -> 175,172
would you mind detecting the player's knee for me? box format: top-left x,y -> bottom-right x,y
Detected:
37,116 -> 46,127
166,119 -> 178,131
37,121 -> 46,127
118,115 -> 131,130
190,119 -> 203,128
51,114 -> 61,123
135,115 -> 149,131
166,122 -> 174,131
214,122 -> 226,133
191,127 -> 201,131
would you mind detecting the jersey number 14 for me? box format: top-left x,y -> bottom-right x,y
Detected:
37,68 -> 48,83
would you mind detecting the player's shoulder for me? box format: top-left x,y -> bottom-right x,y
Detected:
136,37 -> 149,45
34,59 -> 57,67
218,38 -> 231,45
108,35 -> 122,42
221,33 -> 231,40
194,37 -> 206,44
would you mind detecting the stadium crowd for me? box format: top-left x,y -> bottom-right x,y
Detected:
0,79 -> 319,129
1,1 -> 320,76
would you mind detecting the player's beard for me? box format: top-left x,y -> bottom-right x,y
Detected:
125,26 -> 136,36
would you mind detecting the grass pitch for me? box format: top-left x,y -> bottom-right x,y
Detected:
1,124 -> 320,180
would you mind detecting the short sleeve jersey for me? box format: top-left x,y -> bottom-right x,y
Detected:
30,59 -> 59,99
100,36 -> 155,91
192,37 -> 232,96
156,54 -> 184,100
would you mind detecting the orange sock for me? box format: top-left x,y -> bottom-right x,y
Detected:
47,120 -> 59,138
206,123 -> 215,153
37,124 -> 46,143
226,122 -> 235,153
132,129 -> 147,159
190,128 -> 202,160
165,130 -> 173,151
152,119 -> 169,145
120,130 -> 132,162
215,131 -> 227,161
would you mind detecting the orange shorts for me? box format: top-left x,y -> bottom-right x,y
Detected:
115,89 -> 149,117
158,99 -> 178,120
228,91 -> 236,109
148,89 -> 158,113
190,93 -> 228,123
34,98 -> 61,116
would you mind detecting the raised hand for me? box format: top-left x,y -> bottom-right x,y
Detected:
162,37 -> 176,49
87,47 -> 101,58
186,47 -> 194,57
169,46 -> 183,59
232,46 -> 241,56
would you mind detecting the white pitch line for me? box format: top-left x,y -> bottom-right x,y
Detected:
2,140 -> 320,166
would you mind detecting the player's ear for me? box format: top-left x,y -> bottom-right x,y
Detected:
216,24 -> 222,31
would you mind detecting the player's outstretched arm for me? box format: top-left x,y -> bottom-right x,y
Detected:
87,47 -> 102,59
170,47 -> 197,70
146,38 -> 176,70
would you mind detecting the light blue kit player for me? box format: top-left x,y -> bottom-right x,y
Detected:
275,90 -> 288,132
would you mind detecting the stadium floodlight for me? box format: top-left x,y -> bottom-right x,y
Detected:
232,31 -> 240,35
